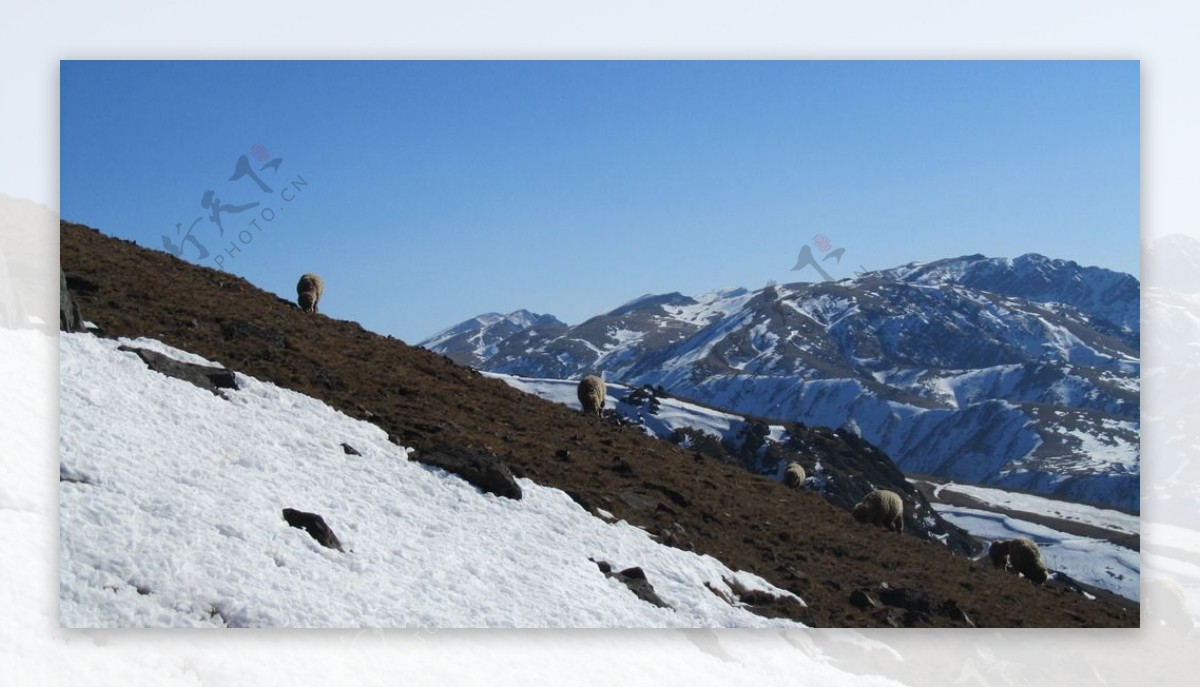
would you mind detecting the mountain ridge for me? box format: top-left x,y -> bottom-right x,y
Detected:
423,253 -> 1140,511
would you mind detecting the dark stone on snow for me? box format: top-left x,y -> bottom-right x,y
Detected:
615,567 -> 670,608
282,508 -> 344,551
341,442 -> 361,456
594,560 -> 671,609
117,345 -> 238,395
60,269 -> 86,333
414,445 -> 523,500
59,463 -> 93,485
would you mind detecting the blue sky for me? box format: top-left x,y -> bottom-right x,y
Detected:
60,60 -> 1139,343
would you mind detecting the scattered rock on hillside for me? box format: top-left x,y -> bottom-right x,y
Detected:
414,446 -> 523,500
117,345 -> 238,395
594,560 -> 671,609
282,508 -> 345,552
60,269 -> 86,333
850,583 -> 974,628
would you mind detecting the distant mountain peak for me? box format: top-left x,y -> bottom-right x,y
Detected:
424,251 -> 1140,511
420,310 -> 567,366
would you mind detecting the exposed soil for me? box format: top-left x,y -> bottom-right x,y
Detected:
60,220 -> 1137,628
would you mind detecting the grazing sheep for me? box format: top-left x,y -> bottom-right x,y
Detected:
851,489 -> 904,533
987,539 -> 1010,570
783,462 -> 806,489
296,273 -> 324,313
577,375 -> 606,417
988,538 -> 1048,585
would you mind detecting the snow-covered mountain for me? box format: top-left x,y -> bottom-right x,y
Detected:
59,333 -> 810,628
422,254 -> 1140,512
421,310 -> 567,369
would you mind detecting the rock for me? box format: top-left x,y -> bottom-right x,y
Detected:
59,269 -> 86,333
414,446 -> 522,500
282,508 -> 344,551
341,442 -> 361,456
117,345 -> 238,395
877,587 -> 932,615
619,490 -> 661,512
939,599 -> 975,627
642,481 -> 690,507
609,456 -> 634,475
849,588 -> 881,610
564,490 -> 592,512
594,560 -> 670,609
59,463 -> 93,485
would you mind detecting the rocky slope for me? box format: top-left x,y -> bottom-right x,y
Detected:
60,220 -> 1136,627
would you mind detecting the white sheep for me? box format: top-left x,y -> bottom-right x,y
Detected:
577,375 -> 606,417
851,489 -> 904,533
297,273 -> 324,313
783,462 -> 806,489
988,538 -> 1048,585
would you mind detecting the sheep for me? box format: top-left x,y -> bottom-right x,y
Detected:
782,462 -> 806,489
296,273 -> 324,313
577,375 -> 606,417
851,489 -> 904,533
988,538 -> 1048,585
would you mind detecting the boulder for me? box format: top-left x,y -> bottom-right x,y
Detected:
59,269 -> 86,332
594,560 -> 670,609
414,446 -> 522,500
117,345 -> 238,395
282,508 -> 344,551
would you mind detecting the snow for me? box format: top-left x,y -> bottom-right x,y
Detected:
933,482 -> 1139,535
60,333 -> 810,629
660,287 -> 754,326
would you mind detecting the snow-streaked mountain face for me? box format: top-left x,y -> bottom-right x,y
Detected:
423,255 -> 1140,511
420,310 -> 567,368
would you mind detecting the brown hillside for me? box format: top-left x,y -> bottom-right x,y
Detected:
60,220 -> 1136,628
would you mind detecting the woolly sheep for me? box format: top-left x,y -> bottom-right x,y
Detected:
297,273 -> 324,313
988,538 -> 1048,585
577,375 -> 606,417
851,489 -> 904,533
783,462 -> 806,489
